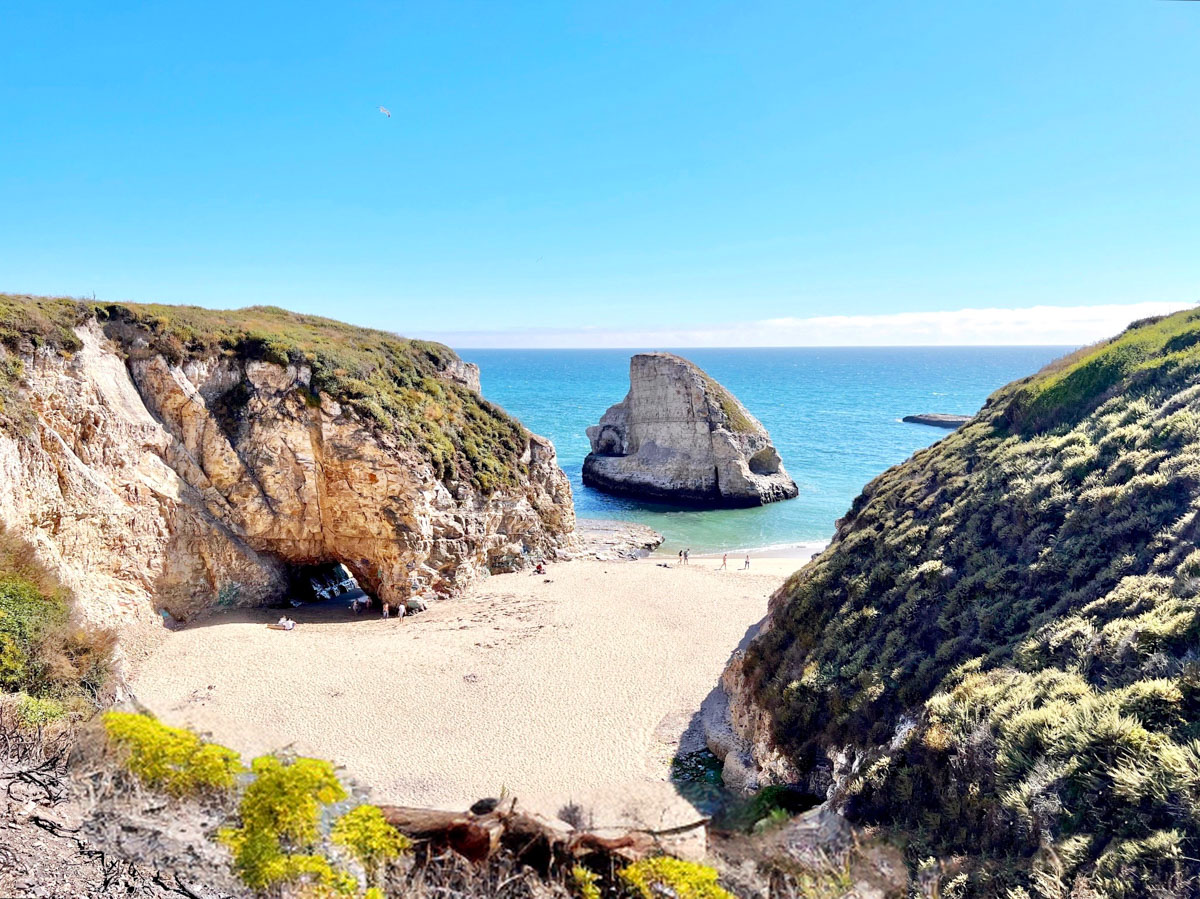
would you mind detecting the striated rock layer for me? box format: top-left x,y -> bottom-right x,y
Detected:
0,298 -> 575,658
582,352 -> 797,507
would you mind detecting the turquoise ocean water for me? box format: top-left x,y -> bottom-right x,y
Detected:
458,348 -> 1071,555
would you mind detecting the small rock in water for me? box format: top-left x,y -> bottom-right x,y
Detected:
902,412 -> 972,429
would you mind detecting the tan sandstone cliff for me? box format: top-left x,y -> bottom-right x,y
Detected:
0,297 -> 575,664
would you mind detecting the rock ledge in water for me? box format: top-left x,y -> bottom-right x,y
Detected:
902,413 -> 972,429
574,519 -> 664,560
582,352 -> 798,507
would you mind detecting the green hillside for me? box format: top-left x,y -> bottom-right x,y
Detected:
0,294 -> 526,492
744,307 -> 1200,896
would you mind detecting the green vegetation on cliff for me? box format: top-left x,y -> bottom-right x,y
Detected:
702,371 -> 758,434
0,524 -> 111,712
744,307 -> 1200,896
0,295 -> 88,429
0,294 -> 527,492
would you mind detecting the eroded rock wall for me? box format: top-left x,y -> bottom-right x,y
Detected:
0,323 -> 575,660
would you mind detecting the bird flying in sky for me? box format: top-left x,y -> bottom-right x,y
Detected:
378,105 -> 391,118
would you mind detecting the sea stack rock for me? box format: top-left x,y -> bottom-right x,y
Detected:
583,352 -> 798,507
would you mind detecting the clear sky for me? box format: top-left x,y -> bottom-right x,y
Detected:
2,2 -> 1197,346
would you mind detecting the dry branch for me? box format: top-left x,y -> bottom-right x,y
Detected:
380,802 -> 707,869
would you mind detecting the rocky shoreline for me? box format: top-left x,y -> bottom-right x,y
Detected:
572,519 -> 664,560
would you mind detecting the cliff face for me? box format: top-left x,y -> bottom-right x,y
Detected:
0,297 -> 574,654
717,309 -> 1200,895
582,352 -> 797,507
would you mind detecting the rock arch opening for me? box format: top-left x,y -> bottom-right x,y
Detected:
594,425 -> 626,456
271,557 -> 431,618
285,562 -> 367,606
748,447 -> 782,476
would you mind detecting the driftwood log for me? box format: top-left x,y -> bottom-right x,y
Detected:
379,801 -> 707,867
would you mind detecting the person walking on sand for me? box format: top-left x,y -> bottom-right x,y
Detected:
684,548 -> 690,565
743,553 -> 751,570
719,553 -> 728,570
678,549 -> 683,564
382,601 -> 391,619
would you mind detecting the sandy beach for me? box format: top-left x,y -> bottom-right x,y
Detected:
130,552 -> 812,829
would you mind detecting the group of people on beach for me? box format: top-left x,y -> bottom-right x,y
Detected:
676,549 -> 752,570
352,592 -> 406,620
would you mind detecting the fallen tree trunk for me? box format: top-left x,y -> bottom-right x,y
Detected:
378,806 -> 504,863
379,802 -> 707,867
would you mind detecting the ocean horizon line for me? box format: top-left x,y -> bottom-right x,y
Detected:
453,344 -> 1079,351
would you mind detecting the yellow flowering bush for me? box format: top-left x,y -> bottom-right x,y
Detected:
620,856 -> 734,899
218,755 -> 352,894
330,804 -> 411,886
570,865 -> 601,899
103,711 -> 242,795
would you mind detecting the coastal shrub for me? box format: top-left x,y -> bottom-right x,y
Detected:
0,294 -> 85,353
713,784 -> 819,833
13,693 -> 66,727
741,305 -> 1200,893
570,865 -> 601,899
219,754 -> 353,893
619,857 -> 734,899
0,524 -> 112,702
330,804 -> 410,886
0,576 -> 53,690
103,711 -> 243,795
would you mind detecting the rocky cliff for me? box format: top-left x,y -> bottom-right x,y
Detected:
714,309 -> 1200,895
0,296 -> 575,656
582,353 -> 797,507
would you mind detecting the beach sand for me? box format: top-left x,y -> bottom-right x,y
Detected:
130,553 -> 812,830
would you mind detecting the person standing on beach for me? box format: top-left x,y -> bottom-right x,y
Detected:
684,548 -> 690,565
720,553 -> 727,570
678,549 -> 683,564
743,553 -> 750,570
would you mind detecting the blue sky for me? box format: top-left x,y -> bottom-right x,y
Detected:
2,2 -> 1197,346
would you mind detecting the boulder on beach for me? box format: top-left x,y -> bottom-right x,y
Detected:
582,352 -> 798,507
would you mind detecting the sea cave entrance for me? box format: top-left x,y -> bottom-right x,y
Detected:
279,561 -> 373,613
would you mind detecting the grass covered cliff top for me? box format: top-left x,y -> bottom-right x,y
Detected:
1010,308 -> 1200,433
744,306 -> 1200,896
0,294 -> 527,493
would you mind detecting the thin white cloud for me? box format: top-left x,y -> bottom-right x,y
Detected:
416,301 -> 1195,349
